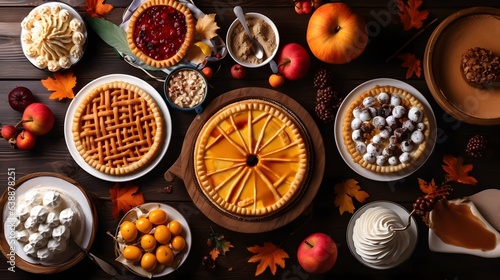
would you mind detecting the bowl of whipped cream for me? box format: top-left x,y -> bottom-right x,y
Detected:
20,2 -> 87,72
346,201 -> 418,269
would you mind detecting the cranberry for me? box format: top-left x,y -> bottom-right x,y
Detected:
132,5 -> 188,61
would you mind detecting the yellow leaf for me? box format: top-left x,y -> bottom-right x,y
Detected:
247,242 -> 289,276
196,13 -> 220,40
41,72 -> 77,100
184,44 -> 207,65
334,179 -> 369,215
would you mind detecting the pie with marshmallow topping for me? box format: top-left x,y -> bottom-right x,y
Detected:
341,85 -> 430,173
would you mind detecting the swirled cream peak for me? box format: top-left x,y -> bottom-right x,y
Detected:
352,206 -> 410,266
21,4 -> 86,71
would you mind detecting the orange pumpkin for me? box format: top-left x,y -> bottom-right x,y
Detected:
306,3 -> 368,64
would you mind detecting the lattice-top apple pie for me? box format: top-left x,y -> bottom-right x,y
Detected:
193,99 -> 309,217
72,81 -> 164,175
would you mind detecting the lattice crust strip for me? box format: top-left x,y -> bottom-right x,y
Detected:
72,81 -> 163,175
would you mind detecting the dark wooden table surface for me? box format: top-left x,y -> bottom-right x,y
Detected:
2,0 -> 500,279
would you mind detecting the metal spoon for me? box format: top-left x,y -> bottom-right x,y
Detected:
233,6 -> 264,60
71,237 -> 118,276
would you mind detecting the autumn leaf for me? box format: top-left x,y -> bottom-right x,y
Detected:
41,72 -> 77,100
334,179 -> 369,215
86,0 -> 113,18
442,154 -> 478,185
418,178 -> 438,194
109,183 -> 145,219
195,13 -> 220,40
397,0 -> 429,31
184,44 -> 207,65
247,242 -> 289,276
207,227 -> 234,260
398,53 -> 422,79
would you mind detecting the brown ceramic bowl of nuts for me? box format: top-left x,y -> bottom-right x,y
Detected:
163,66 -> 208,114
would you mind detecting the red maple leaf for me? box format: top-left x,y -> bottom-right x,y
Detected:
397,0 -> 429,31
398,53 -> 422,79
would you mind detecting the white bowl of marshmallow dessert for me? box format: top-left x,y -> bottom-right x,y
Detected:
346,201 -> 418,269
20,2 -> 87,72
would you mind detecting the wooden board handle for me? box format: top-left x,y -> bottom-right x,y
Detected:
164,156 -> 183,181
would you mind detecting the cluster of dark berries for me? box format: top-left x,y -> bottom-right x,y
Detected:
313,68 -> 342,123
201,255 -> 216,270
465,135 -> 488,158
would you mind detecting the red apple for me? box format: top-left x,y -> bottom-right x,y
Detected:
8,86 -> 35,112
230,64 -> 247,79
306,2 -> 368,64
297,233 -> 337,274
277,43 -> 311,81
295,0 -> 313,14
21,103 -> 55,136
16,130 -> 36,150
1,125 -> 17,140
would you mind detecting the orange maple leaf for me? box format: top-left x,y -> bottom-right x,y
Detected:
442,154 -> 478,186
398,53 -> 422,79
86,0 -> 113,18
334,179 -> 369,215
397,0 -> 429,31
418,178 -> 438,194
210,248 -> 220,260
247,242 -> 289,276
109,183 -> 145,219
41,72 -> 76,100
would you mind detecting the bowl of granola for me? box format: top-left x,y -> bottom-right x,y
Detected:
163,66 -> 208,114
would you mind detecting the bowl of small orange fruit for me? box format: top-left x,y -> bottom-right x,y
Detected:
113,203 -> 191,278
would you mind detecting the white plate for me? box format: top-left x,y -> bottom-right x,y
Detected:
20,2 -> 87,71
64,74 -> 172,182
2,175 -> 95,266
428,189 -> 500,258
346,201 -> 418,270
334,78 -> 437,181
114,203 -> 192,278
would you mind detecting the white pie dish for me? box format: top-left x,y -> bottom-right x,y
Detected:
334,78 -> 437,181
64,74 -> 172,182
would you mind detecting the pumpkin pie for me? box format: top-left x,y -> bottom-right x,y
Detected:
193,99 -> 309,217
341,85 -> 430,173
127,0 -> 195,68
72,81 -> 164,175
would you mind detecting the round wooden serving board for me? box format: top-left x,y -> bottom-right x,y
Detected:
164,87 -> 325,233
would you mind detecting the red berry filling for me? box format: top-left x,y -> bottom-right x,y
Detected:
132,5 -> 188,61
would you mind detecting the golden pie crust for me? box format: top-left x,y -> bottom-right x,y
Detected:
193,99 -> 308,217
127,0 -> 195,68
342,85 -> 430,173
72,81 -> 163,175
